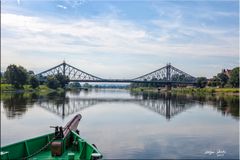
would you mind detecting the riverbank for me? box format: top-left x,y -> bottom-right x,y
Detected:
172,87 -> 239,96
0,84 -> 64,94
130,87 -> 239,95
1,84 -> 239,96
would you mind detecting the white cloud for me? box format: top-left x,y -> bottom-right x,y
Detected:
17,0 -> 21,5
214,11 -> 238,17
57,4 -> 67,10
64,0 -> 86,8
1,13 -> 238,77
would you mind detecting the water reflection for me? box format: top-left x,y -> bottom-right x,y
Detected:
35,91 -> 195,120
38,93 -> 98,119
1,89 -> 239,159
1,90 -> 239,120
1,93 -> 37,119
131,92 -> 239,120
132,92 -> 195,120
202,95 -> 239,120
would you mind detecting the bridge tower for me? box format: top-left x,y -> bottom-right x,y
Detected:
166,63 -> 172,90
166,63 -> 171,81
63,60 -> 66,77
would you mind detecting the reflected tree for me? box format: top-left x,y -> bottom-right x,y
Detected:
130,91 -> 239,120
2,93 -> 36,119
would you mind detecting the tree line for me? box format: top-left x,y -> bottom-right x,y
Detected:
1,64 -> 70,89
130,67 -> 239,88
196,67 -> 239,88
1,64 -> 239,89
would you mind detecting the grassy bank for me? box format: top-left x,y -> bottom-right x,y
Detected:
172,87 -> 239,95
0,84 -> 64,94
130,87 -> 160,92
130,87 -> 239,95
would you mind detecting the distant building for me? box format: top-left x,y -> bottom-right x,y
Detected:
222,69 -> 232,78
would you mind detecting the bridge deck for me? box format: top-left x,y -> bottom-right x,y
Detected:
70,79 -> 196,84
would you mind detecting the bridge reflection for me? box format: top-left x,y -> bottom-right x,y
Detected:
1,92 -> 238,120
138,99 -> 191,120
37,93 -> 194,120
38,97 -> 98,119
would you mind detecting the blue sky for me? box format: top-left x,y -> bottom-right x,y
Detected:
1,0 -> 239,78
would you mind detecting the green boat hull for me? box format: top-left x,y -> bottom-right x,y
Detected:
1,130 -> 102,160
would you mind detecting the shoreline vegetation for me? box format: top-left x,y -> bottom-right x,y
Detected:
130,87 -> 239,96
1,83 -> 239,96
0,84 -> 65,94
1,64 -> 239,96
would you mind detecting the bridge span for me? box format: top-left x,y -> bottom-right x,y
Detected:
36,61 -> 196,85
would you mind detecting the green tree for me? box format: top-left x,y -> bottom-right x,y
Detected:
0,72 -> 7,84
72,82 -> 81,88
29,76 -> 39,89
150,77 -> 158,87
4,65 -> 28,88
83,83 -> 92,88
47,76 -> 60,89
55,73 -> 70,88
207,81 -> 212,87
210,76 -> 221,87
229,67 -> 239,88
196,77 -> 207,88
217,72 -> 229,87
28,70 -> 35,76
68,82 -> 81,89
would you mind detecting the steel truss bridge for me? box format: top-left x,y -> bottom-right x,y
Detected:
36,61 -> 196,85
37,97 -> 193,120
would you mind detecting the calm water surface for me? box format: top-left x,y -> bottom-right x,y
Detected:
1,89 -> 239,159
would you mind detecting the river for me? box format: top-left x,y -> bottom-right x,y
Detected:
1,89 -> 239,159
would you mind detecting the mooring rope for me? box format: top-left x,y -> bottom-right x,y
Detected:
22,126 -> 71,160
